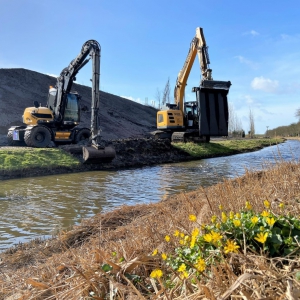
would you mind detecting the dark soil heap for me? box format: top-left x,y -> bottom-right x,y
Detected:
0,68 -> 157,140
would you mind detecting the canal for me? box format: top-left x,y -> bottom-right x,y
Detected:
0,139 -> 299,250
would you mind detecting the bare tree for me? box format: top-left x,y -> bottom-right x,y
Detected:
295,108 -> 300,121
228,103 -> 244,137
162,77 -> 170,106
249,108 -> 255,138
155,88 -> 162,109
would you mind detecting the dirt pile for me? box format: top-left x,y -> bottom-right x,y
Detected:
0,68 -> 157,140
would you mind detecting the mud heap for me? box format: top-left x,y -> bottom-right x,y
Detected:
0,68 -> 157,140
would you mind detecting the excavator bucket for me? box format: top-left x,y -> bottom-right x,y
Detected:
194,80 -> 231,137
82,145 -> 116,164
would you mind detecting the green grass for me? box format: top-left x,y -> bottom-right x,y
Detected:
0,148 -> 80,171
172,138 -> 284,157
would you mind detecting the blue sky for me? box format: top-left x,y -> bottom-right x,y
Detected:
0,0 -> 299,134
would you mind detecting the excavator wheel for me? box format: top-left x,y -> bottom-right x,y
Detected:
74,128 -> 91,144
24,126 -> 52,148
7,130 -> 26,146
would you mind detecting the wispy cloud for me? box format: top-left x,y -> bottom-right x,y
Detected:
121,95 -> 142,104
243,30 -> 259,36
235,55 -> 259,69
251,76 -> 279,93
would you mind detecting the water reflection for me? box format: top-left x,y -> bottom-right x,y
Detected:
0,140 -> 299,250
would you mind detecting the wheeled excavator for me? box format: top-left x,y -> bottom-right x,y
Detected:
155,27 -> 231,143
7,40 -> 115,163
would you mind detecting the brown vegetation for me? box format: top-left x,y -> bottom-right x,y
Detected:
1,159 -> 300,299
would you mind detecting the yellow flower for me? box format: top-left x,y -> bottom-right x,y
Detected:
184,235 -> 190,241
165,235 -> 170,242
224,240 -> 240,253
161,253 -> 167,260
266,217 -> 275,227
211,231 -> 222,243
233,219 -> 241,227
189,214 -> 197,222
203,233 -> 213,243
229,211 -> 234,220
264,200 -> 270,209
211,215 -> 217,223
245,201 -> 252,210
279,203 -> 285,209
178,263 -> 186,272
173,230 -> 180,237
152,249 -> 158,256
235,213 -> 241,219
180,270 -> 189,279
191,228 -> 199,237
261,210 -> 269,217
260,226 -> 265,231
150,269 -> 163,279
251,216 -> 259,225
180,233 -> 185,238
195,258 -> 206,272
254,232 -> 268,244
190,236 -> 196,249
219,204 -> 223,210
216,223 -> 221,229
179,239 -> 185,245
222,212 -> 227,222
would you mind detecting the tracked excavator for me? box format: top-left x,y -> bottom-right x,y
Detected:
155,27 -> 231,143
7,40 -> 115,163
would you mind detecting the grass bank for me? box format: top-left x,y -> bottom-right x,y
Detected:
1,157 -> 300,299
0,147 -> 80,171
172,138 -> 284,157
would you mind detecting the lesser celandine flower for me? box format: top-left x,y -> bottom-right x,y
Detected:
211,231 -> 222,243
233,219 -> 241,227
203,233 -> 213,243
245,201 -> 252,210
192,228 -> 199,237
180,233 -> 185,238
152,249 -> 158,256
254,232 -> 268,244
150,269 -> 163,279
211,215 -> 217,223
180,270 -> 189,279
195,258 -> 206,272
229,211 -> 234,220
216,223 -> 221,229
224,240 -> 240,253
235,213 -> 241,219
179,239 -> 185,245
178,263 -> 186,272
173,230 -> 180,237
266,217 -> 275,227
279,203 -> 285,209
251,216 -> 259,225
165,235 -> 170,242
189,214 -> 197,222
161,253 -> 167,260
222,212 -> 227,222
264,200 -> 270,209
261,210 -> 269,217
219,204 -> 223,210
190,236 -> 196,249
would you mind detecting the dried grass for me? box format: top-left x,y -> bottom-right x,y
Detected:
1,160 -> 300,299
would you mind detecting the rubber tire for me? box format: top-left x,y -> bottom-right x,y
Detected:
24,126 -> 52,148
74,128 -> 91,144
7,130 -> 25,146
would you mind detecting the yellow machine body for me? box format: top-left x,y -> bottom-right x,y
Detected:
55,131 -> 71,140
22,106 -> 54,125
157,110 -> 184,130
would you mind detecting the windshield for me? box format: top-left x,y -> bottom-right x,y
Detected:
64,93 -> 79,122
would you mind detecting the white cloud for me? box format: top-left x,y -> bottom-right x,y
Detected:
235,55 -> 259,69
46,73 -> 58,78
243,30 -> 259,36
251,76 -> 279,93
121,95 -> 142,104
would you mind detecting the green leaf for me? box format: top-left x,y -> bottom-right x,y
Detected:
101,263 -> 113,272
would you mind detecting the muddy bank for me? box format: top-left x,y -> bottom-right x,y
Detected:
0,137 -> 193,180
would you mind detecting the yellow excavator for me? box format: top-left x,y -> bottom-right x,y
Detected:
155,27 -> 231,142
7,40 -> 115,163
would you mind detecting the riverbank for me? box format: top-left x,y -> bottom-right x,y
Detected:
0,137 -> 284,180
1,156 -> 300,299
